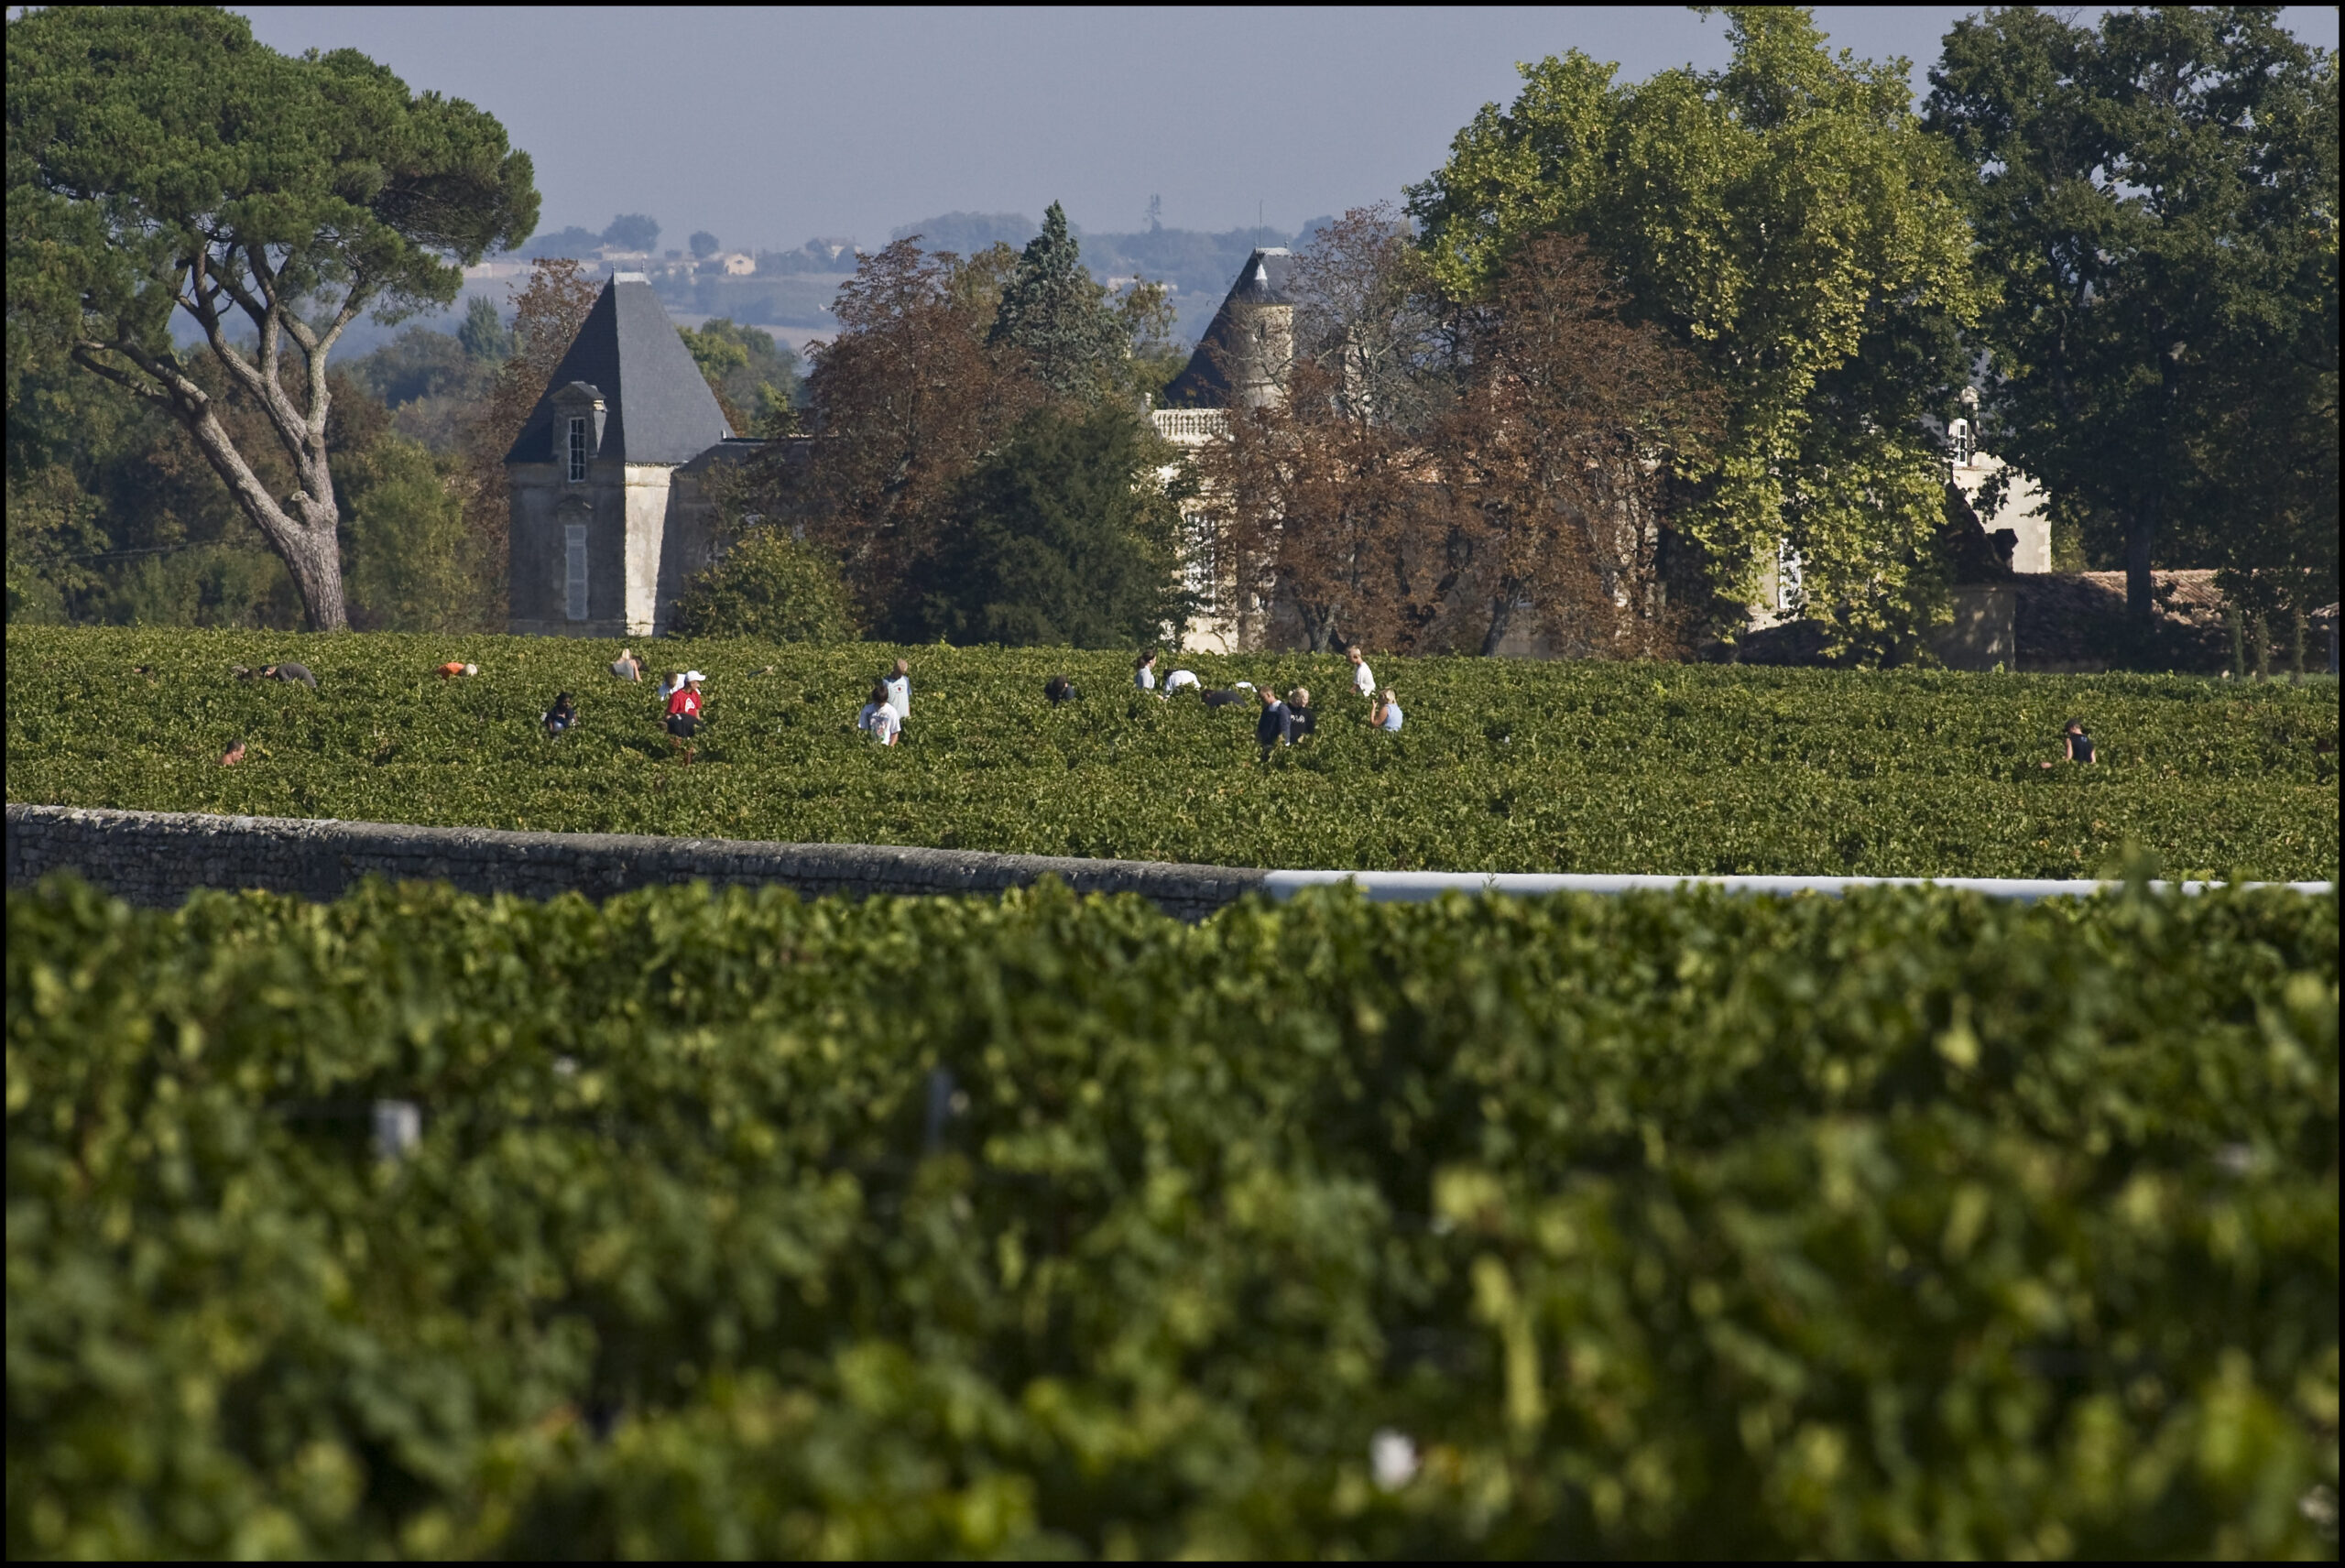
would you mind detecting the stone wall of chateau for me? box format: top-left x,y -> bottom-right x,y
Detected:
5,805 -> 1266,921
507,455 -> 632,637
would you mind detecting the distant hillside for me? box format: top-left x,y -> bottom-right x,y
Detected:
245,213 -> 1346,361
656,273 -> 845,331
884,212 -> 1336,343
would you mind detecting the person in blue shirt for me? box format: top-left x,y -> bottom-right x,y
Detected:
1255,685 -> 1292,751
1372,688 -> 1402,732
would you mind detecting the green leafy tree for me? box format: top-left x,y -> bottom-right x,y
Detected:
987,201 -> 1129,401
1409,7 -> 1981,656
344,321 -> 497,454
5,455 -> 112,624
920,402 -> 1185,647
456,297 -> 513,364
601,213 -> 660,253
521,224 -> 603,261
7,349 -> 313,630
679,321 -> 751,429
5,5 -> 537,630
1925,5 -> 2339,629
340,430 -> 486,631
678,318 -> 801,434
348,326 -> 490,409
689,231 -> 720,261
669,528 -> 859,642
2188,331 -> 2339,670
1117,279 -> 1185,404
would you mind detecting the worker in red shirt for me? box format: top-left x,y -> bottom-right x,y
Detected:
664,670 -> 705,763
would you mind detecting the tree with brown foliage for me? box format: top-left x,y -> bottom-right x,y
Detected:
1191,215 -> 1707,658
1192,210 -> 1446,651
786,240 -> 1043,635
1289,207 -> 1450,437
1436,234 -> 1715,658
709,226 -> 1179,641
1198,357 -> 1431,652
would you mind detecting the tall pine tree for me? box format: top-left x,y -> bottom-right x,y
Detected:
987,202 -> 1126,400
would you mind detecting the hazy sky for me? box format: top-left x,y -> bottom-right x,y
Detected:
240,5 -> 2340,254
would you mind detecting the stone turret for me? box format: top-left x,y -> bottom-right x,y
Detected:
1161,247 -> 1294,410
504,274 -> 736,637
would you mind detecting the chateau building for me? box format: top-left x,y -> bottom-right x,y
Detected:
505,274 -> 757,637
505,251 -> 2056,659
1149,248 -> 1295,650
503,256 -> 1303,642
1945,387 -> 2052,574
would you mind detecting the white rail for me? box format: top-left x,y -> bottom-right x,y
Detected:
1261,871 -> 2336,903
1151,408 -> 1229,444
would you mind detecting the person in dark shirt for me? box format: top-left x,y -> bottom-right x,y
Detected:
1286,686 -> 1315,740
1044,674 -> 1078,705
543,692 -> 577,737
259,661 -> 317,689
1202,688 -> 1247,709
2042,719 -> 2096,768
1256,685 -> 1292,751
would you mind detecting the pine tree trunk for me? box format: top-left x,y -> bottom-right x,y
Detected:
277,518 -> 350,632
176,397 -> 350,631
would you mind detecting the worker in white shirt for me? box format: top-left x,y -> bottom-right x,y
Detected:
858,682 -> 901,746
883,659 -> 911,725
1347,644 -> 1375,699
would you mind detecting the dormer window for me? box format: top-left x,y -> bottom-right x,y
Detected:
1949,417 -> 1976,466
551,381 -> 606,479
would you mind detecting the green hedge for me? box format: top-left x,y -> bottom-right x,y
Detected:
8,875 -> 2336,1556
5,626 -> 2337,878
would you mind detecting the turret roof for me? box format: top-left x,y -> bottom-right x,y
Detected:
505,276 -> 732,465
1162,247 -> 1294,408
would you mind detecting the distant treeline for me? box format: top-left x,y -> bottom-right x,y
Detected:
520,210 -> 1336,338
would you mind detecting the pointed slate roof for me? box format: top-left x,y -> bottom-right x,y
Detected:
1162,247 -> 1295,408
505,275 -> 732,465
